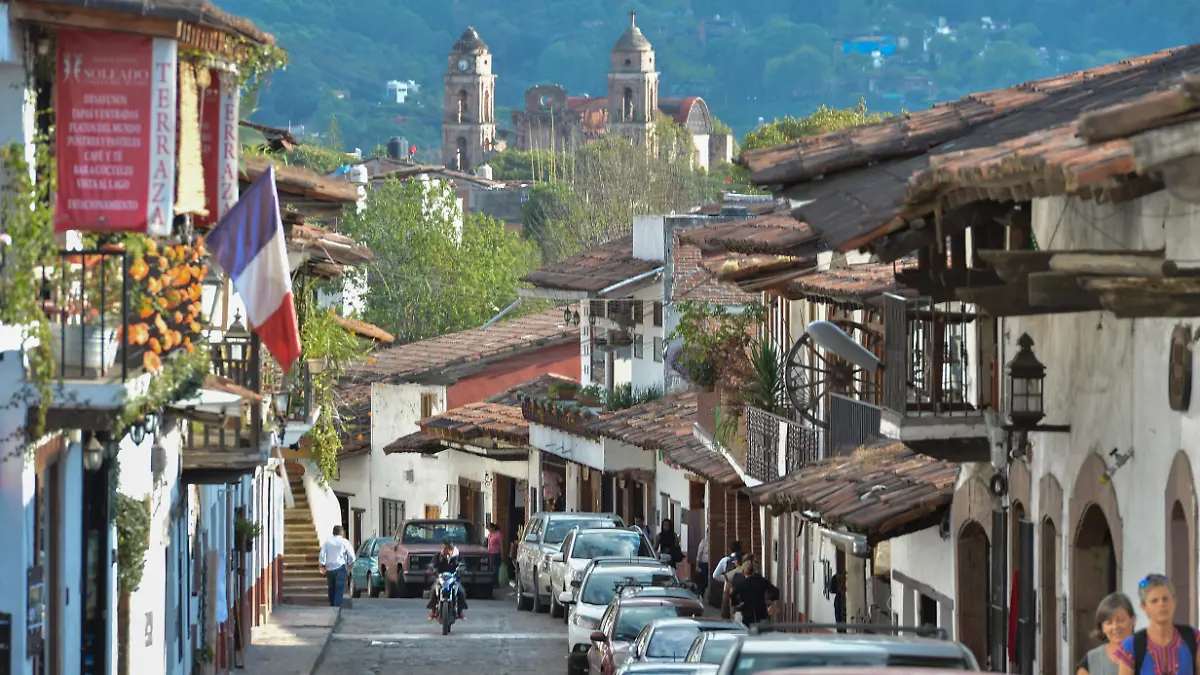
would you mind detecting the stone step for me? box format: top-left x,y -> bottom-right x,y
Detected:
284,553 -> 320,564
281,593 -> 330,607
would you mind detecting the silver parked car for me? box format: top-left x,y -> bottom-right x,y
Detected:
549,526 -> 655,618
515,511 -> 624,613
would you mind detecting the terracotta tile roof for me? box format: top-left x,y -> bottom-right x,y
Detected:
26,0 -> 273,45
585,391 -> 699,450
907,81 -> 1200,207
521,237 -> 661,295
736,45 -> 1200,254
746,441 -> 959,543
287,223 -> 373,269
699,251 -> 817,296
486,373 -> 579,406
785,260 -> 916,304
341,307 -> 577,385
671,242 -> 759,304
242,157 -> 360,204
334,383 -> 372,458
383,430 -> 442,455
424,402 -> 528,443
663,439 -> 742,486
334,315 -> 395,344
678,210 -> 820,257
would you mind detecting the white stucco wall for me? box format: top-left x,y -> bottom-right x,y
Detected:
889,527 -> 955,635
1012,191 -> 1200,674
532,425 -> 605,470
692,133 -> 711,171
653,458 -> 693,549
630,284 -> 668,392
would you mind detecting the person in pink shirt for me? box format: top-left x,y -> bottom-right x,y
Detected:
486,522 -> 503,588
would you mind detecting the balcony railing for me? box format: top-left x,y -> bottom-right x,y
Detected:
39,249 -> 134,380
746,405 -> 826,482
881,293 -> 990,417
197,335 -> 264,453
828,394 -> 882,454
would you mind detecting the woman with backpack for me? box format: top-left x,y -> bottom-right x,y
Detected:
1077,592 -> 1136,675
1115,574 -> 1199,675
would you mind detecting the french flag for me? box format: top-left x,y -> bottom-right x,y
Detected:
206,165 -> 302,374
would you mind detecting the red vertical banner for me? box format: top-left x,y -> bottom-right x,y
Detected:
55,29 -> 177,234
196,69 -> 240,228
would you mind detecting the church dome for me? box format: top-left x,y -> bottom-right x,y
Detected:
613,13 -> 652,52
453,27 -> 488,54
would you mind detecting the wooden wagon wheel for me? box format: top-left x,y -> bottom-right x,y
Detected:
784,320 -> 884,429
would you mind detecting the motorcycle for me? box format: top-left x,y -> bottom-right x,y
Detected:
431,564 -> 466,635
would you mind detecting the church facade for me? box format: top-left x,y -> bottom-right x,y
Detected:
439,16 -> 734,173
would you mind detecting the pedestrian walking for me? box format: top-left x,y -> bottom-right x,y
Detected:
730,560 -> 778,629
318,525 -> 356,607
1078,592 -> 1136,675
633,516 -> 652,540
1115,574 -> 1199,675
655,518 -> 684,569
712,540 -> 743,619
696,531 -> 711,602
486,522 -> 503,588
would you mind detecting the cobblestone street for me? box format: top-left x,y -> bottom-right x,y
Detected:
315,592 -> 566,675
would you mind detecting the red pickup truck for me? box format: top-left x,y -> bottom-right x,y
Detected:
376,518 -> 494,599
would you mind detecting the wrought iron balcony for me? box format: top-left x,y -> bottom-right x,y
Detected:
746,405 -> 825,482
39,248 -> 135,381
880,293 -> 991,443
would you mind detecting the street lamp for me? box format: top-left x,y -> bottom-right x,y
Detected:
225,310 -> 251,362
82,434 -> 104,472
273,380 -> 293,429
1006,333 -> 1046,430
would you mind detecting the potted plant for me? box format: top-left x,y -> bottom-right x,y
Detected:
47,252 -> 126,374
577,383 -> 605,407
233,517 -> 262,552
548,381 -> 579,401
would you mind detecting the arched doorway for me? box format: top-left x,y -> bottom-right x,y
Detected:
457,90 -> 468,123
455,137 -> 468,171
1040,517 -> 1059,674
1071,504 -> 1116,666
1165,451 -> 1197,625
957,520 -> 990,667
1170,501 -> 1192,623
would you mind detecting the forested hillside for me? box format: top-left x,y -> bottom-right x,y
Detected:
221,0 -> 1197,162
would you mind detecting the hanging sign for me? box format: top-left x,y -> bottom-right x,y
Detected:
55,29 -> 177,235
196,68 -> 240,228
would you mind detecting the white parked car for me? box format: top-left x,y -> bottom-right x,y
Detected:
566,558 -> 676,675
549,527 -> 656,618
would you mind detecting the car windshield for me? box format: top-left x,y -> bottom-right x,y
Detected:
581,569 -> 674,606
731,652 -> 971,672
646,626 -> 702,659
696,638 -> 736,664
616,607 -> 692,642
573,531 -> 650,559
545,518 -> 621,544
401,522 -> 478,545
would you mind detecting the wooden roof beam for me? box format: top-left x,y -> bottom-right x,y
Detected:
956,282 -> 1101,316
977,249 -> 1163,284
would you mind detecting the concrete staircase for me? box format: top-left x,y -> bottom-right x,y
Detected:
281,463 -> 330,606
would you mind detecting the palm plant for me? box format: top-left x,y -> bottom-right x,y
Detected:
745,339 -> 786,416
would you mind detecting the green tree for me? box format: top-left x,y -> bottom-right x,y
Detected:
741,98 -> 888,153
325,115 -> 345,152
340,178 -> 541,342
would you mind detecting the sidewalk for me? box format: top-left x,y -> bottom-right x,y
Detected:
241,605 -> 340,675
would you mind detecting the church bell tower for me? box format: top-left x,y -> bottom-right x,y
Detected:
441,27 -> 496,172
607,11 -> 658,146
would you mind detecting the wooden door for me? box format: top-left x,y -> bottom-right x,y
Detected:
424,505 -> 441,519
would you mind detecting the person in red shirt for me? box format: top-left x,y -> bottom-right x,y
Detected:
486,522 -> 503,588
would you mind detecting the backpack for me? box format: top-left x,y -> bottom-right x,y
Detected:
1133,626 -> 1198,674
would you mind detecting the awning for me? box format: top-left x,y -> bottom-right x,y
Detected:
747,441 -> 959,544
384,402 -> 530,458
384,430 -> 443,455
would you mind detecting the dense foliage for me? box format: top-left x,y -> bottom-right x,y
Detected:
219,0 -> 1170,160
340,178 -> 542,342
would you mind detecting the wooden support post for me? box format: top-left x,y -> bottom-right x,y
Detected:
1027,272 -> 1105,309
1048,251 -> 1171,276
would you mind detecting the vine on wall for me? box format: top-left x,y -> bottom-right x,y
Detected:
0,141 -> 56,441
295,276 -> 363,485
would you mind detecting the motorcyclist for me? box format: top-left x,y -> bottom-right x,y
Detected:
427,540 -> 468,620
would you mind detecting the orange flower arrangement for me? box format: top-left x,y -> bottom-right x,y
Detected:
125,235 -> 209,374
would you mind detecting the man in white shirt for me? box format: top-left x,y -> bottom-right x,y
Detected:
319,525 -> 356,607
696,532 -> 711,602
712,540 -> 742,618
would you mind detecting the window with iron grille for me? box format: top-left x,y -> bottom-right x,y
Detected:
633,301 -> 644,324
590,299 -> 606,318
653,337 -> 663,362
420,392 -> 436,419
653,301 -> 663,327
380,498 -> 406,538
633,333 -> 644,359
